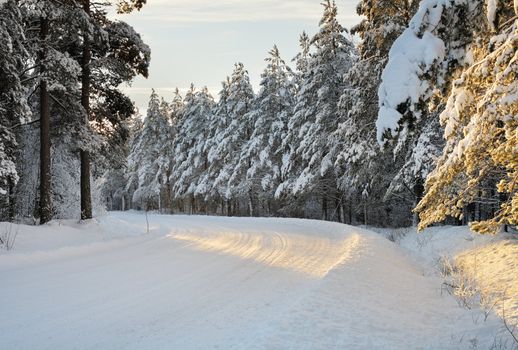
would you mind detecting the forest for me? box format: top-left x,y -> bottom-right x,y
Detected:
1,0 -> 517,233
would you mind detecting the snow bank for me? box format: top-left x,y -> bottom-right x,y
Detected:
377,225 -> 518,332
457,239 -> 518,327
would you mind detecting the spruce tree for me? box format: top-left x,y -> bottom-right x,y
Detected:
231,45 -> 295,216
279,0 -> 355,220
0,0 -> 30,219
416,1 -> 517,233
171,85 -> 215,212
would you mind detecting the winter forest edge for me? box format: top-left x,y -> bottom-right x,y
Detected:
0,0 -> 517,234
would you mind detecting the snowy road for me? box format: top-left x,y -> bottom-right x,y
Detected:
0,213 -> 499,349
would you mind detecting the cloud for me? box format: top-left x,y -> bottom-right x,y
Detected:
118,0 -> 358,25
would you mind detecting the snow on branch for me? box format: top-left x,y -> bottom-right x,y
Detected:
376,0 -> 455,144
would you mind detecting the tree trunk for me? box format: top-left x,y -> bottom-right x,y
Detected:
335,193 -> 342,223
348,201 -> 352,224
475,190 -> 482,221
7,178 -> 15,221
322,194 -> 327,221
341,200 -> 347,224
39,16 -> 52,225
364,203 -> 368,227
80,0 -> 92,220
248,191 -> 254,217
412,178 -> 425,227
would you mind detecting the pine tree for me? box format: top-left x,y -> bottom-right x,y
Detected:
279,0 -> 355,220
151,89 -> 183,212
231,45 -> 295,216
0,0 -> 30,219
416,2 -> 517,233
203,78 -> 232,212
332,0 -> 417,226
22,0 -> 86,223
78,0 -> 150,220
206,64 -> 254,213
127,90 -> 168,209
171,85 -> 215,212
292,31 -> 311,87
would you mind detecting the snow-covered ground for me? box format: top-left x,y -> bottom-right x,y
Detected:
1,212 -> 516,349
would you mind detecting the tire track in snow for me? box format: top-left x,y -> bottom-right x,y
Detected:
170,228 -> 361,278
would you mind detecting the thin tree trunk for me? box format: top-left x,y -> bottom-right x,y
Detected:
248,191 -> 254,217
80,0 -> 93,220
364,203 -> 368,227
348,201 -> 352,224
7,178 -> 15,221
413,178 -> 425,227
475,190 -> 481,221
322,194 -> 327,221
341,198 -> 347,224
39,16 -> 52,224
335,192 -> 342,223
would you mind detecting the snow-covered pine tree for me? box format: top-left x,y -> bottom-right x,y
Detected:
78,0 -> 150,219
274,32 -> 311,216
171,85 -> 215,213
230,45 -> 295,216
203,78 -> 233,213
416,1 -> 517,233
151,88 -> 183,212
145,97 -> 173,212
0,0 -> 30,219
126,90 -> 169,209
333,0 -> 418,226
207,63 -> 254,215
292,31 -> 311,88
279,0 -> 355,220
10,0 -> 86,223
375,0 -> 489,225
122,113 -> 144,209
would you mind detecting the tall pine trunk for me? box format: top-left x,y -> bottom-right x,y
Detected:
334,191 -> 342,223
322,194 -> 327,221
248,190 -> 254,217
7,178 -> 15,221
80,0 -> 92,220
39,16 -> 52,224
412,178 -> 424,227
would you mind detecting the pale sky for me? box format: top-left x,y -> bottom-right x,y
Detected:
114,0 -> 362,113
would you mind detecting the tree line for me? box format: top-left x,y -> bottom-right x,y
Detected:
112,0 -> 516,233
1,0 -> 516,233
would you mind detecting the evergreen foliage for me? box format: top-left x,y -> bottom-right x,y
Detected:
1,0 -> 516,233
